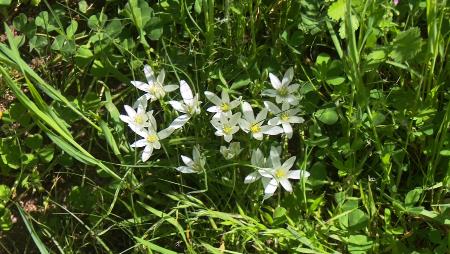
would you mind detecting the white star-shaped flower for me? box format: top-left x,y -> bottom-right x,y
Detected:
238,102 -> 283,140
264,101 -> 304,139
204,90 -> 241,118
258,147 -> 310,199
168,80 -> 202,129
220,142 -> 243,160
176,146 -> 205,174
210,112 -> 242,142
130,126 -> 173,162
119,98 -> 152,133
244,148 -> 267,184
131,65 -> 178,102
262,67 -> 299,105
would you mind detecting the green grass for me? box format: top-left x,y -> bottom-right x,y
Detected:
0,0 -> 449,253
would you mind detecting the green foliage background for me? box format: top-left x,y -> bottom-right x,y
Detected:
0,0 -> 449,253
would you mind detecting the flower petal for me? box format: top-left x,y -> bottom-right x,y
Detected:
269,147 -> 281,168
282,123 -> 293,138
142,146 -> 153,162
288,170 -> 310,179
180,80 -> 194,104
256,108 -> 268,123
131,81 -> 149,92
264,101 -> 281,114
158,126 -> 175,139
280,179 -> 293,192
168,100 -> 187,113
269,73 -> 282,89
157,68 -> 165,85
261,125 -> 283,136
244,171 -> 261,184
264,178 -> 279,195
181,155 -> 194,167
289,116 -> 304,124
241,102 -> 255,121
282,67 -> 294,87
204,91 -> 222,106
143,65 -> 155,84
130,139 -> 147,148
176,166 -> 197,173
164,84 -> 179,93
282,156 -> 296,171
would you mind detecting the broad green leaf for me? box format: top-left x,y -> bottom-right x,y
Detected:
389,27 -> 422,62
38,147 -> 54,164
327,0 -> 345,21
24,134 -> 43,149
78,0 -> 88,13
35,11 -> 57,32
13,13 -> 28,32
29,35 -> 48,52
0,185 -> 10,202
315,108 -> 339,125
0,0 -> 12,6
66,20 -> 78,39
194,0 -> 202,14
405,188 -> 422,207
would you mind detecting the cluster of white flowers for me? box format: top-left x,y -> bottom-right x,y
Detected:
120,65 -> 200,162
119,66 -> 310,198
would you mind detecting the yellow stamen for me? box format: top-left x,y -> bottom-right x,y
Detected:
147,134 -> 158,143
250,124 -> 261,133
220,103 -> 230,112
223,125 -> 233,135
278,86 -> 288,97
275,168 -> 286,178
281,113 -> 289,122
135,115 -> 144,124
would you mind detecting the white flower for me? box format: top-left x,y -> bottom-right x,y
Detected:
238,102 -> 283,140
264,101 -> 304,139
244,148 -> 267,184
220,142 -> 242,160
210,112 -> 242,142
131,65 -> 178,102
130,126 -> 173,162
176,146 -> 205,174
262,67 -> 299,105
205,90 -> 241,118
168,80 -> 202,129
258,147 -> 310,199
119,98 -> 152,133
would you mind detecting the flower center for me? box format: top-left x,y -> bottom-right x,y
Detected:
275,168 -> 286,178
220,103 -> 230,112
277,86 -> 288,97
135,115 -> 144,124
149,85 -> 165,98
223,125 -> 233,135
281,113 -> 289,122
250,124 -> 261,133
146,134 -> 158,143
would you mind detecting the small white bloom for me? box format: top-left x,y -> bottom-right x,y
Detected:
205,90 -> 241,118
131,65 -> 178,102
238,102 -> 283,140
220,142 -> 243,160
262,67 -> 299,105
264,101 -> 304,139
258,146 -> 310,199
119,99 -> 152,133
244,148 -> 267,184
130,126 -> 173,162
210,112 -> 242,142
168,80 -> 202,129
176,146 -> 205,174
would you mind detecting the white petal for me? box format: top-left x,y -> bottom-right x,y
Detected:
238,119 -> 251,132
282,156 -> 296,171
142,146 -> 153,162
221,90 -> 230,103
180,80 -> 194,104
153,141 -> 161,149
157,69 -> 165,85
231,126 -> 240,134
280,179 -> 293,192
168,101 -> 187,113
282,123 -> 293,138
261,89 -> 277,97
229,112 -> 242,125
229,99 -> 241,109
164,84 -> 179,93
264,101 -> 281,114
258,168 -> 274,178
241,101 -> 254,121
282,67 -> 294,87
255,108 -> 268,123
176,166 -> 197,174
204,91 -> 222,105
181,155 -> 194,167
261,125 -> 283,135
269,147 -> 281,168
289,116 -> 304,124
130,139 -> 147,148
287,83 -> 300,93
131,81 -> 149,92
268,117 -> 281,126
158,127 -> 175,139
252,132 -> 263,140
119,115 -> 131,124
264,178 -> 278,195
124,105 -> 136,118
251,149 -> 265,166
148,112 -> 157,128
269,73 -> 282,89
143,65 -> 155,84
244,172 -> 261,184
224,134 -> 232,142
289,170 -> 310,179
207,106 -> 220,113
